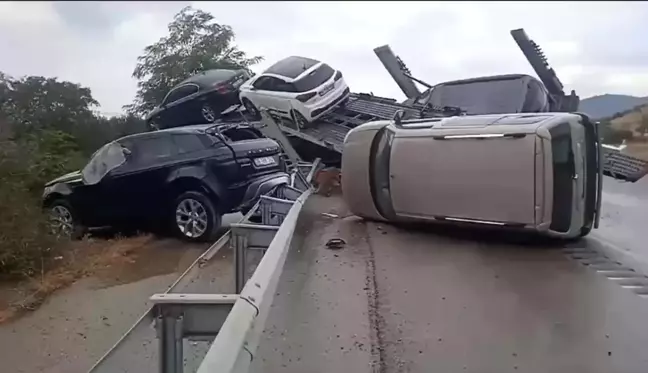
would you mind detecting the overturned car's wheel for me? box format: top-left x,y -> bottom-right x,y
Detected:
48,199 -> 86,240
173,191 -> 221,242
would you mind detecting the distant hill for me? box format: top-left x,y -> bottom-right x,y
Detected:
579,94 -> 648,119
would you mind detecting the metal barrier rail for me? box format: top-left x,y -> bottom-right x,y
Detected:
194,188 -> 311,373
87,160 -> 320,373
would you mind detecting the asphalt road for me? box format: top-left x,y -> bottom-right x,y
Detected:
2,178 -> 647,373
252,192 -> 648,373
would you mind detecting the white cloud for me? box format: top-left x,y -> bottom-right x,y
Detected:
1,1 -> 647,114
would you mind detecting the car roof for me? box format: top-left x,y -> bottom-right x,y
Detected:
177,69 -> 239,88
117,125 -> 211,143
263,56 -> 320,79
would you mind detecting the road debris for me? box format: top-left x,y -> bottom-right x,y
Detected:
325,238 -> 346,250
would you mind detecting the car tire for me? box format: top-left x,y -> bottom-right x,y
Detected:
48,199 -> 86,240
172,191 -> 221,242
291,109 -> 311,129
242,98 -> 261,120
201,103 -> 217,123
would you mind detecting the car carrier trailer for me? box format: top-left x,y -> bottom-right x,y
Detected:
215,28 -> 648,183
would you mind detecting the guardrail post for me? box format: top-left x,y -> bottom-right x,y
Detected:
233,231 -> 248,294
156,309 -> 184,373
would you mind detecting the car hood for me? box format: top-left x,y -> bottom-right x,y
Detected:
45,170 -> 83,187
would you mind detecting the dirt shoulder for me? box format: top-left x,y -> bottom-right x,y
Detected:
0,234 -> 208,373
0,234 -> 207,324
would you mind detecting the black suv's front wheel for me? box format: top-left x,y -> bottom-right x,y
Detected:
48,199 -> 86,240
172,191 -> 221,242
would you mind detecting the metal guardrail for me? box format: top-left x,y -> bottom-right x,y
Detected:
88,160 -> 320,373
194,188 -> 311,373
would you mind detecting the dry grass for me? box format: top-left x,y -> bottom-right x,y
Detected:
611,105 -> 648,135
0,234 -> 155,324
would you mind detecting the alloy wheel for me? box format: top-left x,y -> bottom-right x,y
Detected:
49,205 -> 74,237
175,198 -> 208,239
201,104 -> 216,122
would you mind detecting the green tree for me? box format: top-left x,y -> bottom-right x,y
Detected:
125,6 -> 263,116
2,75 -> 98,138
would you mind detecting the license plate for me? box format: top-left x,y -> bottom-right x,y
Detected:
231,76 -> 245,87
253,156 -> 276,167
319,83 -> 334,96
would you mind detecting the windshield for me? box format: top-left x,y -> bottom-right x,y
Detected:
293,64 -> 334,92
420,76 -> 532,115
81,142 -> 127,185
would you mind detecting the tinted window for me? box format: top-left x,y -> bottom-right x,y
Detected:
293,64 -> 335,92
163,85 -> 198,105
133,136 -> 175,163
82,142 -> 127,185
521,80 -> 550,112
200,69 -> 237,82
252,77 -> 270,90
549,123 -> 574,233
173,134 -> 205,154
253,76 -> 293,92
426,76 -> 529,115
264,56 -> 319,79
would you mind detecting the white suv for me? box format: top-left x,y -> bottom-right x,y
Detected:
239,56 -> 350,128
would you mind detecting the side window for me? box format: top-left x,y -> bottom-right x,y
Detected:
274,79 -> 295,92
522,80 -> 549,112
252,76 -> 291,91
132,136 -> 176,164
163,85 -> 199,105
172,134 -> 206,154
252,77 -> 269,90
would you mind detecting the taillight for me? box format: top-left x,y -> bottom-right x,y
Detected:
296,92 -> 317,102
334,71 -> 343,81
214,82 -> 230,94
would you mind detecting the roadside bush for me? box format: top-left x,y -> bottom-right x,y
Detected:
0,143 -> 63,278
0,131 -> 84,278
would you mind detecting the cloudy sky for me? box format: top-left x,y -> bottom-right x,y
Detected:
1,1 -> 646,115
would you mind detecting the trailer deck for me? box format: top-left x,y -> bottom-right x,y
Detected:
251,194 -> 648,373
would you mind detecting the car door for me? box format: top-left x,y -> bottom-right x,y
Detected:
102,135 -> 179,223
249,76 -> 292,117
159,84 -> 201,127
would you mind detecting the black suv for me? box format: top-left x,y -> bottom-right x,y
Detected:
43,124 -> 287,242
145,69 -> 251,131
